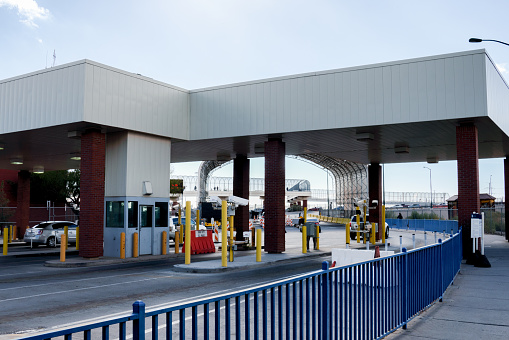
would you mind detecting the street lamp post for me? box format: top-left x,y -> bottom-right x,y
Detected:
424,166 -> 432,208
469,38 -> 509,47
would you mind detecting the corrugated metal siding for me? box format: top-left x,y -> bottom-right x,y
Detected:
0,63 -> 86,134
486,55 -> 509,136
189,51 -> 488,140
83,62 -> 189,140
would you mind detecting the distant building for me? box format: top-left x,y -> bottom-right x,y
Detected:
447,194 -> 496,219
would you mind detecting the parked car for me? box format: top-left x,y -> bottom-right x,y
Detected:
23,221 -> 78,247
349,215 -> 389,241
169,217 -> 206,241
409,204 -> 421,208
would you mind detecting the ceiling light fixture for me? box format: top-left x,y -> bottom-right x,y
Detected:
356,132 -> 374,141
10,158 -> 23,165
0,143 -> 4,150
33,166 -> 44,174
70,152 -> 81,161
394,146 -> 409,154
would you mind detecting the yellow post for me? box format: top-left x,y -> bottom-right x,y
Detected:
9,225 -> 12,243
175,231 -> 180,254
185,201 -> 191,265
120,232 -> 125,259
64,225 -> 69,250
304,207 -> 307,223
229,215 -> 234,262
133,232 -> 139,258
3,227 -> 7,255
178,207 -> 183,244
371,223 -> 376,244
346,222 -> 350,245
162,231 -> 167,255
12,225 -> 17,240
302,225 -> 307,254
60,234 -> 66,262
382,205 -> 386,244
256,228 -> 262,262
316,225 -> 320,250
76,226 -> 79,250
196,209 -> 200,228
221,200 -> 227,267
356,208 -> 361,243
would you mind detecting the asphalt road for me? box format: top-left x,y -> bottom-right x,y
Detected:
0,247 -> 329,338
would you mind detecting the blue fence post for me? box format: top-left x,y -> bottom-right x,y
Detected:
438,239 -> 443,302
132,301 -> 145,340
401,248 -> 408,330
321,261 -> 329,340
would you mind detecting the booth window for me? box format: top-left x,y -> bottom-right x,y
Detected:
155,202 -> 168,228
128,201 -> 138,228
106,201 -> 124,228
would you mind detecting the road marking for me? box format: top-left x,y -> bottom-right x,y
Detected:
0,277 -> 173,302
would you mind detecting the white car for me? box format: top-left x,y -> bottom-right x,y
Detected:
349,215 -> 389,240
169,217 -> 206,241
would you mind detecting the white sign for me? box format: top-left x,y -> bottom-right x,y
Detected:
471,214 -> 482,238
243,232 -> 251,238
195,230 -> 207,238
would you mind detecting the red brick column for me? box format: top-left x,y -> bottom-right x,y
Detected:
80,129 -> 105,258
233,154 -> 250,242
505,158 -> 509,242
15,170 -> 30,239
368,163 -> 382,239
456,125 -> 480,257
264,138 -> 285,253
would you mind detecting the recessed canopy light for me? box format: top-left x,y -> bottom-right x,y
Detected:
70,152 -> 81,161
33,166 -> 44,174
10,158 -> 23,165
0,144 -> 4,150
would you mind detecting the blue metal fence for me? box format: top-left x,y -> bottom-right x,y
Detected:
386,218 -> 459,233
20,231 -> 462,340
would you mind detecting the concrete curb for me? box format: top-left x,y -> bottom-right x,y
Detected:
45,253 -> 186,267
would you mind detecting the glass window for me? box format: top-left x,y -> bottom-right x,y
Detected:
140,206 -> 153,228
106,201 -> 125,228
155,202 -> 168,228
128,201 -> 138,228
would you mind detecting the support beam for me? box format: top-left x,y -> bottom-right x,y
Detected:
80,129 -> 106,258
368,163 -> 382,239
15,170 -> 30,239
264,138 -> 285,253
233,154 -> 250,242
456,125 -> 480,257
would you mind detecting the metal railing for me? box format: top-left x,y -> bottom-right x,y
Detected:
20,231 -> 462,340
386,218 -> 459,234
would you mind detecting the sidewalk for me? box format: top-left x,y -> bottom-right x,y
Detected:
387,234 -> 509,340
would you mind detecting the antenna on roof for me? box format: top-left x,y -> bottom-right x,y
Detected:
52,50 -> 56,67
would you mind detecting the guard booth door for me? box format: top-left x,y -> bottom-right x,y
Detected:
139,205 -> 153,255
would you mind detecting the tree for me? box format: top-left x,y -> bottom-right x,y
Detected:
0,181 -> 14,223
67,169 -> 80,209
30,170 -> 80,209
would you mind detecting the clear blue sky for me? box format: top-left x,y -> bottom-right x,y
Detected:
1,0 -> 507,199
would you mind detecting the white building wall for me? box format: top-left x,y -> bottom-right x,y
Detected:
189,50 -> 488,140
0,61 -> 86,134
105,131 -> 171,198
485,54 -> 509,136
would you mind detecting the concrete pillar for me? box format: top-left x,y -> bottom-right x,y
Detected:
264,138 -> 285,253
456,124 -> 480,257
233,154 -> 250,242
15,170 -> 30,239
80,129 -> 106,258
505,158 -> 509,242
368,163 -> 382,239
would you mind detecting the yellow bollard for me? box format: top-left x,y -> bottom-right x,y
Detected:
133,232 -> 139,258
76,226 -> 79,250
185,201 -> 191,265
3,227 -> 7,255
346,222 -> 350,245
175,231 -> 180,254
221,200 -> 227,267
12,225 -> 17,241
64,226 -> 69,250
356,208 -> 361,243
316,225 -> 320,250
382,205 -> 386,244
60,234 -> 66,262
371,223 -> 376,244
162,231 -> 167,255
229,215 -> 234,262
196,209 -> 200,228
304,207 -> 307,224
302,225 -> 307,254
120,232 -> 125,259
9,225 -> 12,243
256,228 -> 262,262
